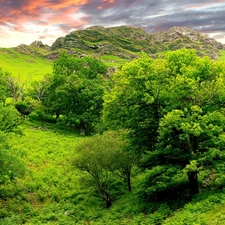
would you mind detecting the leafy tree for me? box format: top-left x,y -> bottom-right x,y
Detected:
73,131 -> 135,207
42,53 -> 108,133
4,74 -> 25,102
15,100 -> 33,117
0,104 -> 24,184
29,79 -> 48,102
103,49 -> 225,196
0,104 -> 21,134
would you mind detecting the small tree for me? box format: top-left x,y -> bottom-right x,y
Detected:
0,104 -> 24,184
4,74 -> 25,102
73,131 -> 135,208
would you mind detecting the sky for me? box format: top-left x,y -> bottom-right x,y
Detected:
0,0 -> 225,48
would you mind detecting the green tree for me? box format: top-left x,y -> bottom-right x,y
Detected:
42,53 -> 108,133
4,74 -> 25,102
73,131 -> 135,207
103,49 -> 225,196
0,68 -> 8,104
0,104 -> 24,184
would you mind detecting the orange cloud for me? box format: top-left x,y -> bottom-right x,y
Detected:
0,0 -> 90,34
101,0 -> 115,3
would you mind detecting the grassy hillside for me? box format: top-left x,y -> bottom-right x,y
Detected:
219,50 -> 225,61
1,119 -> 225,224
0,48 -> 52,82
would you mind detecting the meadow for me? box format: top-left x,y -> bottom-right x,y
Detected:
2,119 -> 225,224
0,48 -> 52,82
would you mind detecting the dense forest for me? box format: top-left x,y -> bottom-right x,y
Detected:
2,48 -> 225,224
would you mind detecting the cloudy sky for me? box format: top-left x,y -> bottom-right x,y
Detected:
0,0 -> 225,48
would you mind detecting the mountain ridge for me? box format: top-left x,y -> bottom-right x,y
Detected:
12,26 -> 225,61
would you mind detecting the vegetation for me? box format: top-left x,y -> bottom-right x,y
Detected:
1,46 -> 225,225
0,48 -> 52,82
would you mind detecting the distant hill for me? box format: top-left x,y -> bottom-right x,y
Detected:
0,26 -> 225,78
48,26 -> 225,60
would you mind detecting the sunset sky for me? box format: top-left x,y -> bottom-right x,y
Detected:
0,0 -> 225,48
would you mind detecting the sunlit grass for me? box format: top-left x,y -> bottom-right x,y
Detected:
218,50 -> 225,61
0,48 -> 52,83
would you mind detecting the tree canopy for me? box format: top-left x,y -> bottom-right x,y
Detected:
103,49 -> 225,195
42,53 -> 108,132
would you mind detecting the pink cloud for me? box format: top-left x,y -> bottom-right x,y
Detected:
0,0 -> 90,28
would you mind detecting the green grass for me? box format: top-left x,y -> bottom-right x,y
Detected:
99,55 -> 128,67
218,50 -> 225,61
2,118 -> 225,224
0,48 -> 52,83
2,120 -> 85,224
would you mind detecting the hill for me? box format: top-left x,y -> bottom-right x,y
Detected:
50,25 -> 225,60
0,26 -> 225,80
0,47 -> 52,82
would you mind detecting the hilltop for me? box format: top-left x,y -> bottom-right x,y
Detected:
50,26 -> 224,59
0,26 -> 225,80
12,26 -> 225,60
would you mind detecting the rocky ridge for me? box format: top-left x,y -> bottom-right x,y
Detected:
13,26 -> 225,60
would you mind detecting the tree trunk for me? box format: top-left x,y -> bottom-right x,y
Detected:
100,188 -> 111,208
105,194 -> 112,208
55,112 -> 60,122
127,170 -> 132,192
80,121 -> 85,135
187,171 -> 199,196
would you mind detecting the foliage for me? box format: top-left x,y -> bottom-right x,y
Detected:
4,74 -> 25,101
103,48 -> 225,196
15,100 -> 33,116
0,132 -> 25,184
0,68 -> 7,104
0,104 -> 21,134
41,52 -> 108,132
73,131 -> 135,207
2,49 -> 225,224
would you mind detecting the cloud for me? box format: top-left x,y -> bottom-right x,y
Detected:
0,0 -> 225,47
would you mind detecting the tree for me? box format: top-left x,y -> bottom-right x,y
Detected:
42,53 -> 108,133
103,49 -> 225,196
0,104 -> 21,134
29,79 -> 48,102
0,68 -> 7,104
73,131 -> 135,207
0,104 -> 24,184
4,74 -> 25,102
0,68 -> 24,183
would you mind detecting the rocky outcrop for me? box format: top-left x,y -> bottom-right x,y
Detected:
12,26 -> 225,60
49,26 -> 224,59
152,27 -> 224,59
13,41 -> 50,56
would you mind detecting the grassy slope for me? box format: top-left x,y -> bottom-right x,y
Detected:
0,119 -> 225,225
0,48 -> 52,82
2,120 -> 84,224
219,50 -> 225,61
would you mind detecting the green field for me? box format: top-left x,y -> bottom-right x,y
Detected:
219,50 -> 225,61
0,48 -> 52,82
